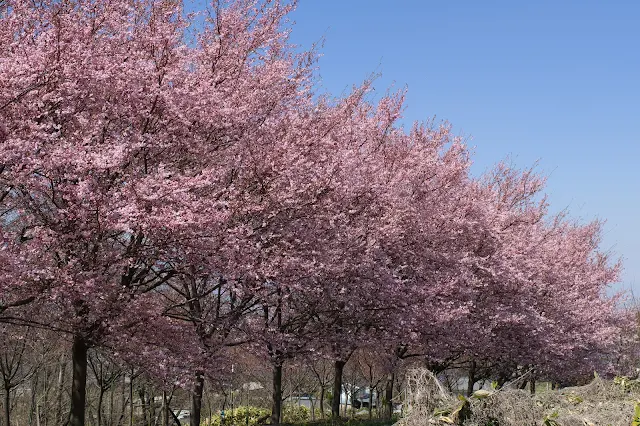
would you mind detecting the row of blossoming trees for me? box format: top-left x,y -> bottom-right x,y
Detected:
0,1 -> 631,426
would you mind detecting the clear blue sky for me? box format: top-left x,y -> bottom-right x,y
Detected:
285,1 -> 640,294
193,1 -> 640,294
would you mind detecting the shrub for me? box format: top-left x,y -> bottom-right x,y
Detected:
205,406 -> 270,426
282,404 -> 310,423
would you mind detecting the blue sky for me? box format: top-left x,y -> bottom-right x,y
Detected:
190,1 -> 639,294
284,1 -> 639,294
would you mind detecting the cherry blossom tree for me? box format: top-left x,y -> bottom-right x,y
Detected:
444,164 -> 625,389
0,0 -> 316,423
0,1 -> 629,425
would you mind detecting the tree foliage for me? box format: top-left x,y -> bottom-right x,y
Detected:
0,0 -> 630,424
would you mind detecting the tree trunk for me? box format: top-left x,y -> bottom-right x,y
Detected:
367,383 -> 373,420
109,383 -> 115,426
271,363 -> 283,425
310,396 -> 315,421
42,367 -> 48,426
117,376 -> 127,426
162,390 -> 169,426
41,366 -> 47,426
342,390 -> 347,418
56,356 -> 67,426
97,388 -> 105,426
384,373 -> 394,421
190,373 -> 204,426
319,388 -> 325,420
70,335 -> 89,426
5,384 -> 11,426
139,388 -> 147,426
331,360 -> 346,420
529,377 -> 536,394
29,373 -> 38,426
466,361 -> 476,397
129,371 -> 134,426
148,392 -> 155,426
169,410 -> 182,426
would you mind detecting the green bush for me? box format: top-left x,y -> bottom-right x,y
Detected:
205,405 -> 270,426
282,405 -> 310,423
203,404 -> 311,426
203,404 -> 396,426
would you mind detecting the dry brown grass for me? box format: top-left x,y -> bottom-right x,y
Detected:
399,368 -> 640,426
